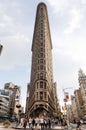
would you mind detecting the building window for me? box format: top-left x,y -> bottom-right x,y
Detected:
41,8 -> 43,11
40,81 -> 43,88
38,54 -> 40,58
36,92 -> 38,100
40,53 -> 43,57
44,92 -> 47,100
44,82 -> 46,89
38,66 -> 39,70
37,82 -> 39,89
40,59 -> 43,63
40,91 -> 43,100
37,74 -> 39,79
41,29 -> 43,33
40,65 -> 43,70
41,42 -> 43,46
41,34 -> 43,37
40,48 -> 43,51
38,60 -> 39,64
44,74 -> 46,79
40,73 -> 43,79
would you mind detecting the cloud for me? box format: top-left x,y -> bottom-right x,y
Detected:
47,0 -> 70,13
47,0 -> 85,34
0,14 -> 13,30
64,8 -> 83,33
81,0 -> 86,4
0,33 -> 30,70
0,1 -> 33,70
3,15 -> 13,24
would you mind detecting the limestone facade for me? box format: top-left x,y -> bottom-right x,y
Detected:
26,2 -> 59,117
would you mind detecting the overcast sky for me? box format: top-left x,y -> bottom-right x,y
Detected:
0,0 -> 86,109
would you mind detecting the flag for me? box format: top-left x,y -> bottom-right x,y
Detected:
64,92 -> 69,100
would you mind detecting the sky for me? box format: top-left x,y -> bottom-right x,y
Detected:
0,0 -> 86,110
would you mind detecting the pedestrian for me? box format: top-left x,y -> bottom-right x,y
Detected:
44,118 -> 47,128
20,117 -> 24,127
23,117 -> 27,129
60,118 -> 63,126
29,117 -> 32,128
15,117 -> 19,127
40,117 -> 44,129
32,118 -> 35,128
48,118 -> 51,128
76,119 -> 82,130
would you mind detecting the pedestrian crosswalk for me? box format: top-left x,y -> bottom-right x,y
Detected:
52,126 -> 64,129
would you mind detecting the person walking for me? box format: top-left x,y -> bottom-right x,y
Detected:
29,117 -> 32,128
23,117 -> 27,129
48,118 -> 51,129
76,119 -> 82,130
32,118 -> 35,129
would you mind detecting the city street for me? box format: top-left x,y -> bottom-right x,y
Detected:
0,122 -> 86,130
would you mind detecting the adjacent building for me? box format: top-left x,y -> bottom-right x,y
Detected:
71,95 -> 78,120
78,69 -> 86,117
69,69 -> 86,121
74,88 -> 83,118
26,2 -> 59,117
0,82 -> 21,118
0,89 -> 10,117
4,82 -> 21,116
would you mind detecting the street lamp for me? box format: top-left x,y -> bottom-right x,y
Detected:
16,103 -> 21,124
62,87 -> 73,126
16,104 -> 21,109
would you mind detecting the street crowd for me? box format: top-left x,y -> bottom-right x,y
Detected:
16,116 -> 68,129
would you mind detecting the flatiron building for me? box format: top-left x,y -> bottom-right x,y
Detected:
26,2 -> 59,117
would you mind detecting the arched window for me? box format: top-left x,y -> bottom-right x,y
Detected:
40,81 -> 43,88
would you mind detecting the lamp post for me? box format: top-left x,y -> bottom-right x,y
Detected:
63,87 -> 73,126
16,103 -> 21,124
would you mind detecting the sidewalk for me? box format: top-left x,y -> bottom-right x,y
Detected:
52,126 -> 64,129
69,123 -> 86,130
0,123 -> 14,130
0,122 -> 66,130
